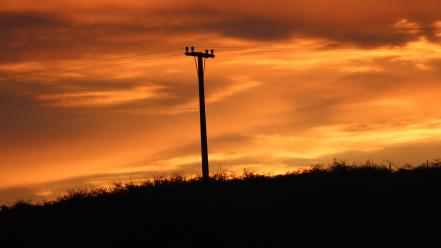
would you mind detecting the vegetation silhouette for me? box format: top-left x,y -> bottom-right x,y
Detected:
1,161 -> 441,247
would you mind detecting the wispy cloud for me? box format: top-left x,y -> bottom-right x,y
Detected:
35,86 -> 162,107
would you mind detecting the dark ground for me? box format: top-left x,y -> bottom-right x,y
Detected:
1,163 -> 441,247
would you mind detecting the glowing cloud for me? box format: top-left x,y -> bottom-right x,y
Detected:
35,86 -> 161,107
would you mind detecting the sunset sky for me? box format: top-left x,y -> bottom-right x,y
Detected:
1,0 -> 441,204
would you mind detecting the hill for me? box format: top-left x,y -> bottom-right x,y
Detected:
1,162 -> 441,247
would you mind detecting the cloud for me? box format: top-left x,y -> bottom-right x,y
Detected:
1,0 -> 441,65
394,19 -> 421,35
434,21 -> 441,38
35,86 -> 161,107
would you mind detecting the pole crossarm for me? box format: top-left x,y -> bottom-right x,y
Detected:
185,47 -> 215,58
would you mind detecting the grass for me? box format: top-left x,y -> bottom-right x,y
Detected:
1,161 -> 441,247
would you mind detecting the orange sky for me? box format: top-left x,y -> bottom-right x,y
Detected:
1,0 -> 441,204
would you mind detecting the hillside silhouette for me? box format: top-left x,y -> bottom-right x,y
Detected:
1,161 -> 441,247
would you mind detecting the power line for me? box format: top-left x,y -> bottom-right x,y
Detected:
0,48 -> 180,81
185,46 -> 435,58
0,52 -> 181,86
191,46 -> 431,54
214,48 -> 424,53
207,45 -> 425,50
1,45 -> 437,86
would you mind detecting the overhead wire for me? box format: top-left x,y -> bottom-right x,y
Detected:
193,57 -> 198,75
1,48 -> 181,79
214,48 -> 422,54
1,45 -> 437,86
191,46 -> 429,55
0,50 -> 182,86
208,45 -> 421,50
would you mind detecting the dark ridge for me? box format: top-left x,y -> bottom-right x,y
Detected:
1,161 -> 441,247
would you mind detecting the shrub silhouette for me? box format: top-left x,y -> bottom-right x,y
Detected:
1,162 -> 441,247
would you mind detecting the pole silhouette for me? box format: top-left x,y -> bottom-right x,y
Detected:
185,46 -> 215,181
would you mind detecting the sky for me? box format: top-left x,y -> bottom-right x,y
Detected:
1,0 -> 441,204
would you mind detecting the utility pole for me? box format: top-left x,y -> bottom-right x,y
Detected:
185,46 -> 215,181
